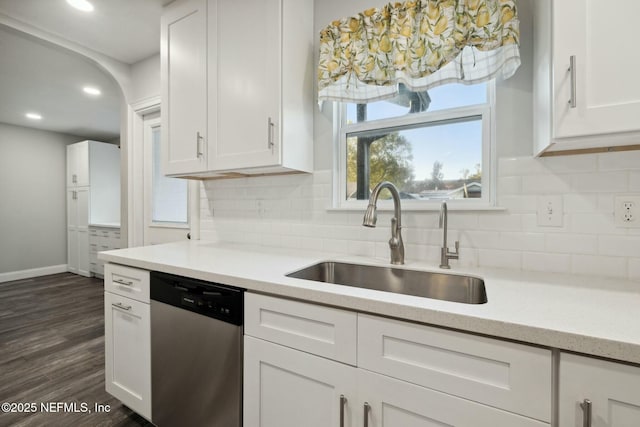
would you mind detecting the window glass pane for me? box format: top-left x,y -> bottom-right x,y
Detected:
152,127 -> 188,223
346,82 -> 487,123
346,118 -> 482,200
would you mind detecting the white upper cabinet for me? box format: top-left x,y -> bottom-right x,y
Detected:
534,0 -> 640,155
67,141 -> 89,187
161,0 -> 208,175
211,0 -> 281,171
161,0 -> 313,178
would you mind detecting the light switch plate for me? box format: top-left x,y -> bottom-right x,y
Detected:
537,195 -> 563,227
614,194 -> 640,228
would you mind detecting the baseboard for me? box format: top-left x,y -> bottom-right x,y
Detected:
0,264 -> 69,283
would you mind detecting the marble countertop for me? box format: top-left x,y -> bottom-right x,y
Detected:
99,240 -> 640,365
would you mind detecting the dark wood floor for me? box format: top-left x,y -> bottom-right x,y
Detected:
0,273 -> 151,427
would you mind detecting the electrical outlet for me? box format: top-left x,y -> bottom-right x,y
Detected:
614,195 -> 640,228
537,195 -> 563,227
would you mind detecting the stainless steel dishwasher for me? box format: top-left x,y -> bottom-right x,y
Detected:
150,271 -> 243,427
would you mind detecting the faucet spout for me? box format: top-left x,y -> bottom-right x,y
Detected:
439,201 -> 459,269
362,181 -> 404,265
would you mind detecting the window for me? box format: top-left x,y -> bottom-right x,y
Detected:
150,123 -> 188,224
335,81 -> 494,209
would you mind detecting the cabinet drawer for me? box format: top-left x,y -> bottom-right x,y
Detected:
358,314 -> 552,422
109,237 -> 121,250
245,293 -> 357,365
104,264 -> 150,303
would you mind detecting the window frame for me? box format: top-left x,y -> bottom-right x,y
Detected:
143,116 -> 190,230
332,80 -> 497,211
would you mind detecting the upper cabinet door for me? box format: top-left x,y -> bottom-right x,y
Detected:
553,0 -> 640,139
161,0 -> 208,175
67,141 -> 89,187
210,0 -> 281,171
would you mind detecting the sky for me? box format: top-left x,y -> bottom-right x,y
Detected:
346,82 -> 486,180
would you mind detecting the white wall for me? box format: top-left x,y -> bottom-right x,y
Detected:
197,0 -> 640,282
0,123 -> 83,274
130,54 -> 161,104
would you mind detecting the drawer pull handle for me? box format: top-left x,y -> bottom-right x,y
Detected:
568,55 -> 577,108
340,395 -> 347,427
114,279 -> 134,286
580,399 -> 592,427
197,131 -> 204,157
363,402 -> 370,427
112,302 -> 132,311
267,117 -> 275,150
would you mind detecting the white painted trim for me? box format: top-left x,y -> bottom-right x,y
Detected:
129,97 -> 161,248
0,264 -> 68,283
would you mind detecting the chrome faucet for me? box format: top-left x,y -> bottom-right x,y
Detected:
439,201 -> 459,269
362,181 -> 404,265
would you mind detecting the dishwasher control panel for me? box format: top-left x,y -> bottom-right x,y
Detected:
150,271 -> 244,325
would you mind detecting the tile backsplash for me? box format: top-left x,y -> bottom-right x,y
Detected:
201,152 -> 640,281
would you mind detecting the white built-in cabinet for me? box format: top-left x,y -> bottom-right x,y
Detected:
534,0 -> 640,155
67,187 -> 90,276
559,353 -> 640,426
244,293 -> 551,427
104,264 -> 151,420
161,0 -> 313,178
66,141 -> 120,277
89,227 -> 121,277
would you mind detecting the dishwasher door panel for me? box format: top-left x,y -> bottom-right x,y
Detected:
151,300 -> 242,427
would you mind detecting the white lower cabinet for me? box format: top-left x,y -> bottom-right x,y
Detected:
358,370 -> 546,427
244,336 -> 357,427
559,353 -> 640,426
89,226 -> 121,277
104,265 -> 151,421
244,294 -> 552,427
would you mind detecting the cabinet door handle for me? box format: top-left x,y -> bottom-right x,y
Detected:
580,399 -> 592,427
196,131 -> 204,158
568,55 -> 576,108
73,190 -> 77,200
363,402 -> 370,427
72,174 -> 77,183
339,395 -> 347,427
267,117 -> 275,150
112,302 -> 132,311
114,278 -> 133,286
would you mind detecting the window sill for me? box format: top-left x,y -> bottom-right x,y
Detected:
327,204 -> 507,212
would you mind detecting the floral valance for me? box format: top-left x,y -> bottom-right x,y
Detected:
318,0 -> 520,102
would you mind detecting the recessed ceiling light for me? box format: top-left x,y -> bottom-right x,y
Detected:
83,86 -> 101,96
26,113 -> 42,120
66,0 -> 94,12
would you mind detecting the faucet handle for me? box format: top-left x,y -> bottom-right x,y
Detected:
454,241 -> 459,254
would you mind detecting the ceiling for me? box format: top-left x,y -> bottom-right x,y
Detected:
0,0 -> 172,140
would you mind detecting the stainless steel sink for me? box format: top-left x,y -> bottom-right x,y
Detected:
286,261 -> 487,304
